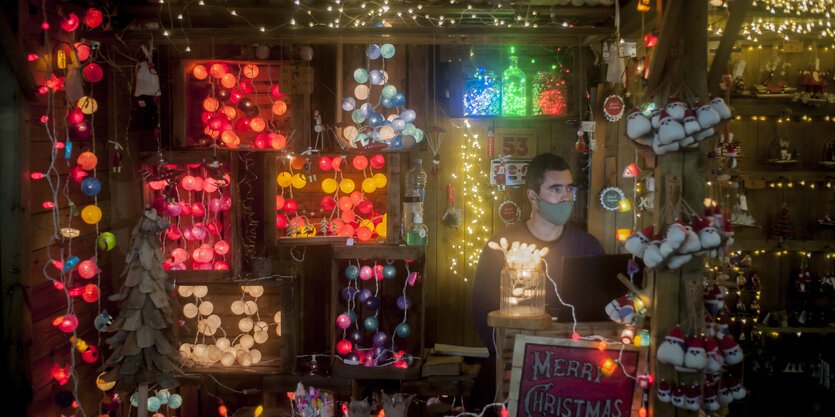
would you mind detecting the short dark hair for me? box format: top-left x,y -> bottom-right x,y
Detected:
526,153 -> 570,193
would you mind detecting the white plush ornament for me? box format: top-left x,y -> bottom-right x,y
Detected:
643,240 -> 665,268
664,97 -> 688,120
679,136 -> 696,148
710,96 -> 732,119
656,380 -> 672,403
703,337 -> 724,372
718,384 -> 734,405
682,110 -> 702,135
717,334 -> 743,365
652,134 -> 680,155
650,109 -> 662,129
684,386 -> 701,411
624,225 -> 654,256
657,325 -> 686,366
695,217 -> 722,250
703,387 -> 721,412
684,337 -> 708,370
626,108 -> 652,139
666,253 -> 693,269
695,101 -> 721,129
694,127 -> 716,142
665,221 -> 688,247
657,111 -> 686,144
704,285 -> 723,315
671,385 -> 686,408
729,377 -> 746,400
679,224 -> 702,253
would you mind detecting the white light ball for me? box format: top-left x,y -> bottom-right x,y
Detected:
198,301 -> 214,316
193,286 -> 209,298
177,285 -> 194,297
231,300 -> 245,315
254,321 -> 268,332
387,114 -> 398,122
379,126 -> 395,140
254,330 -> 269,344
274,311 -> 281,324
239,317 -> 254,332
179,343 -> 192,355
182,303 -> 198,319
237,350 -> 252,366
244,301 -> 258,315
240,334 -> 255,349
220,351 -> 235,366
250,349 -> 262,364
192,344 -> 207,359
207,345 -> 222,362
354,85 -> 369,100
206,314 -> 221,329
248,286 -> 264,298
215,337 -> 231,351
199,320 -> 217,336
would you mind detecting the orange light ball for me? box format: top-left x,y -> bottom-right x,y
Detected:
338,223 -> 355,237
338,196 -> 353,211
350,191 -> 363,205
221,131 -> 240,148
331,156 -> 343,171
193,64 -> 208,80
276,195 -> 285,210
291,157 -> 306,171
340,209 -> 355,224
77,151 -> 97,170
210,63 -> 226,79
249,117 -> 266,132
221,106 -> 237,120
221,73 -> 237,89
352,155 -> 369,171
269,133 -> 286,150
356,227 -> 373,241
243,64 -> 260,79
272,101 -> 287,116
203,97 -> 219,112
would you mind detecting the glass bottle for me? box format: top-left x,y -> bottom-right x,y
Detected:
502,56 -> 527,116
406,214 -> 428,246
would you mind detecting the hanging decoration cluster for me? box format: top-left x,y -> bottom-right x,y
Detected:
341,44 -> 424,150
276,154 -> 388,241
189,61 -> 290,149
144,163 -> 233,271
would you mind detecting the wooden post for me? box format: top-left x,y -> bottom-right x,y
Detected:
707,0 -> 752,96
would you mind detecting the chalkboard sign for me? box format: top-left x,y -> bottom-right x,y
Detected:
508,335 -> 646,417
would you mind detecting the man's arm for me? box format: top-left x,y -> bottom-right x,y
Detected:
471,242 -> 503,353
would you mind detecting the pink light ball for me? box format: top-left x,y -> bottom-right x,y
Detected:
336,314 -> 352,329
214,240 -> 230,255
193,247 -> 214,263
321,196 -> 337,211
196,261 -> 213,270
191,226 -> 208,241
179,201 -> 192,215
209,198 -> 222,212
78,259 -> 98,279
181,175 -> 197,191
359,265 -> 373,281
166,202 -> 182,216
182,227 -> 194,241
318,157 -> 332,171
221,196 -> 232,211
214,260 -> 230,270
283,199 -> 299,214
170,263 -> 187,271
207,221 -> 222,235
276,214 -> 288,229
370,154 -> 385,169
191,176 -> 204,192
337,339 -> 353,355
203,178 -> 218,193
171,248 -> 188,264
191,202 -> 206,217
166,226 -> 182,241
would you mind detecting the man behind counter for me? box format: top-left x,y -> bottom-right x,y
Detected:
470,153 -> 604,405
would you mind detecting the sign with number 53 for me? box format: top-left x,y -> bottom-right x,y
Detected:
491,128 -> 537,159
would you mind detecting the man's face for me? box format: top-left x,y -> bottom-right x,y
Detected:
528,169 -> 575,208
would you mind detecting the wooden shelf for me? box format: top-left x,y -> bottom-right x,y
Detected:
263,374 -> 354,394
730,239 -> 833,252
278,236 -> 351,246
181,365 -> 282,375
759,325 -> 835,335
729,97 -> 835,116
332,244 -> 426,260
332,360 -> 422,380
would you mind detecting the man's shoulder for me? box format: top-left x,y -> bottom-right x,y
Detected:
487,222 -> 531,242
563,223 -> 604,252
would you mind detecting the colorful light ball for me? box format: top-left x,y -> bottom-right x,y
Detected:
291,173 -> 307,189
351,110 -> 366,124
243,64 -> 260,79
66,107 -> 84,125
337,339 -> 353,355
254,133 -> 269,149
81,204 -> 102,224
60,13 -> 80,31
354,68 -> 369,83
272,100 -> 287,116
166,225 -> 182,240
168,394 -> 183,409
366,44 -> 381,59
193,64 -> 208,79
356,227 -> 372,241
342,97 -> 356,111
340,179 -> 356,194
354,84 -> 369,101
395,323 -> 411,338
382,85 -> 397,99
229,89 -> 243,103
372,174 -> 388,189
289,216 -> 306,230
379,126 -> 395,141
359,266 -> 373,280
221,73 -> 237,89
368,112 -> 384,127
338,223 -> 355,238
363,316 -> 379,331
238,98 -> 258,117
234,117 -> 251,132
401,109 -> 416,123
207,220 -> 222,235
166,201 -> 182,216
352,155 -> 369,171
276,172 -> 293,188
357,200 -> 373,214
81,177 -> 101,196
84,8 -> 103,28
247,116 -> 264,132
191,225 -> 208,241
372,332 -> 388,346
382,265 -> 397,279
97,232 -> 116,250
321,196 -> 337,211
276,195 -> 285,211
393,93 -> 406,107
269,133 -> 287,149
318,156 -> 333,171
341,286 -> 358,301
321,178 -> 338,194
78,259 -> 98,279
345,265 -> 360,279
364,296 -> 380,311
214,240 -> 230,255
361,178 -> 377,194
363,155 -> 385,172
331,156 -> 343,171
78,96 -> 99,114
343,126 -> 359,142
214,260 -> 230,270
84,63 -> 103,83
349,329 -> 363,345
380,44 -> 395,59
396,295 -> 412,310
374,264 -> 385,280
336,313 -> 352,329
74,42 -> 91,62
270,83 -> 282,98
203,97 -> 219,112
221,105 -> 237,120
369,70 -> 385,85
276,213 -> 288,229
340,209 -> 355,224
82,284 -> 100,303
70,120 -> 92,139
349,191 -> 363,206
240,79 -> 255,94
210,63 -> 226,79
283,199 -> 299,214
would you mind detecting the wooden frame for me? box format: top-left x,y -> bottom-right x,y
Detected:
508,335 -> 648,417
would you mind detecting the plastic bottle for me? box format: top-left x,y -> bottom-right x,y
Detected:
405,158 -> 428,201
406,214 -> 428,246
403,158 -> 427,236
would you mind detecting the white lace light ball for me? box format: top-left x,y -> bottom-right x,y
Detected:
237,350 -> 252,366
238,317 -> 254,332
215,337 -> 231,351
182,303 -> 198,319
177,285 -> 194,297
240,334 -> 255,349
207,345 -> 222,362
179,343 -> 192,358
250,349 -> 262,364
254,321 -> 268,332
193,286 -> 209,298
248,286 -> 264,298
274,311 -> 281,323
198,301 -> 214,316
192,344 -> 207,359
231,300 -> 245,315
220,351 -> 235,366
198,320 -> 217,336
206,314 -> 221,329
254,330 -> 269,344
244,301 -> 258,315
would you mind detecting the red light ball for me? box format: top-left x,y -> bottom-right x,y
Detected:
276,213 -> 288,229
235,117 -> 251,132
213,260 -> 230,270
254,134 -> 269,149
318,157 -> 332,171
337,339 -> 353,355
352,155 -> 369,170
240,79 -> 255,94
229,89 -> 243,104
166,226 -> 182,240
283,199 -> 299,214
357,200 -> 373,214
81,345 -> 99,363
84,9 -> 103,28
66,107 -> 84,124
83,63 -> 104,83
370,154 -> 386,169
321,196 -> 336,211
270,83 -> 282,98
191,202 -> 206,217
74,43 -> 91,61
60,13 -> 80,32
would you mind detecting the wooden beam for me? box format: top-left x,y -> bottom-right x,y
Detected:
707,0 -> 752,96
0,8 -> 36,101
644,0 -> 684,97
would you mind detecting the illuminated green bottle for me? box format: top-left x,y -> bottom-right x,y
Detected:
502,54 -> 527,116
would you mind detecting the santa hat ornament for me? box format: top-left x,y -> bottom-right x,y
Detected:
656,380 -> 672,403
657,325 -> 686,366
684,337 -> 708,370
695,101 -> 721,130
643,239 -> 665,268
682,110 -> 702,135
650,108 -> 663,129
704,337 -> 724,372
671,384 -> 686,408
718,381 -> 734,405
665,97 -> 688,120
626,108 -> 652,139
710,96 -> 732,120
657,111 -> 686,145
694,217 -> 722,250
704,314 -> 716,338
717,334 -> 743,365
625,225 -> 654,257
684,385 -> 701,411
729,376 -> 746,400
704,284 -> 724,315
703,387 -> 721,412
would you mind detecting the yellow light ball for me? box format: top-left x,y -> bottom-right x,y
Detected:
360,219 -> 374,229
96,372 -> 116,391
81,204 -> 102,224
77,96 -> 98,114
375,220 -> 387,238
373,173 -> 388,188
291,173 -> 307,189
276,172 -> 293,188
321,178 -> 338,193
362,178 -> 377,194
339,179 -> 356,194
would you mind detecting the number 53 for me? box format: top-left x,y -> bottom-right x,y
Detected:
502,137 -> 528,157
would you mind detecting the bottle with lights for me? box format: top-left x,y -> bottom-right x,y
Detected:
502,49 -> 527,116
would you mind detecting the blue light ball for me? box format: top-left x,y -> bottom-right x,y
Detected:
349,329 -> 364,345
345,265 -> 360,279
342,97 -> 356,111
372,331 -> 388,346
358,288 -> 373,302
400,109 -> 416,123
414,128 -> 425,143
369,70 -> 384,85
341,286 -> 358,301
345,310 -> 357,324
395,323 -> 411,338
157,390 -> 170,404
147,397 -> 161,413
373,346 -> 390,362
391,118 -> 406,132
81,177 -> 101,196
368,112 -> 384,127
396,295 -> 412,310
380,44 -> 395,59
352,109 -> 366,123
364,296 -> 380,310
392,93 -> 406,107
356,133 -> 369,145
403,123 -> 416,135
382,265 -> 397,279
168,394 -> 183,409
130,393 -> 139,407
360,103 -> 374,118
382,85 -> 397,99
353,68 -> 369,83
389,135 -> 403,149
366,44 -> 381,60
381,97 -> 394,108
363,316 -> 379,331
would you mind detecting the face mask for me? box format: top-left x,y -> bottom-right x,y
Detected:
536,195 -> 573,226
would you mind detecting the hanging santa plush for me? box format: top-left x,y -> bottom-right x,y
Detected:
716,314 -> 729,336
684,385 -> 701,411
605,295 -> 636,324
652,133 -> 681,155
657,110 -> 686,145
650,108 -> 663,129
671,384 -> 686,408
703,337 -> 724,372
718,381 -> 734,405
695,100 -> 721,129
694,126 -> 716,142
704,285 -> 724,315
709,96 -> 732,120
665,97 -> 688,120
661,221 -> 688,254
682,110 -> 702,135
684,337 -> 708,370
694,216 -> 723,251
679,223 -> 703,254
729,376 -> 746,400
717,334 -> 743,365
666,252 -> 693,269
625,225 -> 654,257
705,314 -> 716,337
643,237 -> 665,268
656,380 -> 672,403
703,387 -> 721,412
657,325 -> 686,366
626,108 -> 652,139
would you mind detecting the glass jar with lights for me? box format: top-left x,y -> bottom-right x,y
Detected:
502,53 -> 527,116
490,238 -> 547,317
532,70 -> 569,116
463,68 -> 501,117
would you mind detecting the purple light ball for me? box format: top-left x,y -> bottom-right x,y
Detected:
396,295 -> 412,310
364,296 -> 380,311
358,288 -> 373,303
372,331 -> 388,346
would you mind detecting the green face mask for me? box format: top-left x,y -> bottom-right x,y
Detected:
536,196 -> 573,226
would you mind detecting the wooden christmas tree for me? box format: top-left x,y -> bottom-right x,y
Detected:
100,208 -> 183,395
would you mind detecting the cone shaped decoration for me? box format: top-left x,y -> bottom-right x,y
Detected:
99,209 -> 183,392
